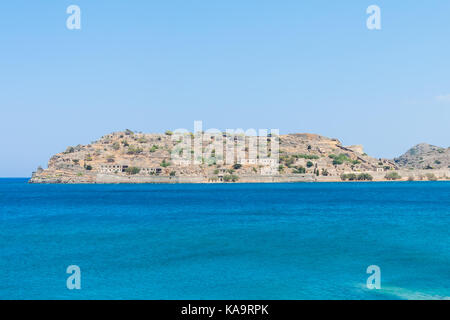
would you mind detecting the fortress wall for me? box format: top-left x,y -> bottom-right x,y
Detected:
237,174 -> 316,183
93,169 -> 450,184
96,174 -> 205,184
95,173 -> 317,184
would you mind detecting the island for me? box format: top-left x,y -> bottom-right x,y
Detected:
29,130 -> 450,183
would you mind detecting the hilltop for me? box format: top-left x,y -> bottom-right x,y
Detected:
394,143 -> 450,170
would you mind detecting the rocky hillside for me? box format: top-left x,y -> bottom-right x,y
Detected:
394,143 -> 450,170
30,129 -> 398,183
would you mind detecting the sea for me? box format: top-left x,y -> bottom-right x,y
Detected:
0,178 -> 449,299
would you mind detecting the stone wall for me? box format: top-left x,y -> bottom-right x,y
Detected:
95,173 -> 317,184
315,169 -> 450,182
363,169 -> 449,181
96,174 -> 205,184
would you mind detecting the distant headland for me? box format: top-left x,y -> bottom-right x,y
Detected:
30,130 -> 449,184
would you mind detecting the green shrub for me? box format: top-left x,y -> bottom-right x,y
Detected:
127,145 -> 143,155
161,159 -> 171,167
293,166 -> 306,174
170,171 -> 176,177
385,172 -> 401,180
223,174 -> 239,182
284,157 -> 295,167
165,130 -> 173,136
306,161 -> 314,168
426,173 -> 437,181
340,173 -> 357,181
321,169 -> 329,176
357,173 -> 373,181
149,145 -> 159,153
112,142 -> 120,150
125,167 -> 140,175
293,154 -> 319,160
84,164 -> 92,171
329,154 -> 353,165
233,163 -> 242,170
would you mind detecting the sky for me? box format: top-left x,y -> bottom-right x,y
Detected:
0,1 -> 449,177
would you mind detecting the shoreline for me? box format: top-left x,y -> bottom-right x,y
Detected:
28,171 -> 450,184
27,181 -> 450,185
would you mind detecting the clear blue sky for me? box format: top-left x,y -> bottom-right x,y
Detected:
1,1 -> 449,177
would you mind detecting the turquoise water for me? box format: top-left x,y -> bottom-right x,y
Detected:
0,178 -> 449,300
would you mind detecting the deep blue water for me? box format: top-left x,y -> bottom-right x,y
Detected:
0,178 -> 449,300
